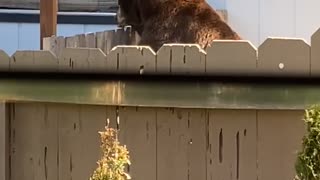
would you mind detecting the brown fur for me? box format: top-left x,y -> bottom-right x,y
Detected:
117,0 -> 241,52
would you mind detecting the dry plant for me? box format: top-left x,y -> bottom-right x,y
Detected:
90,124 -> 131,180
295,105 -> 320,180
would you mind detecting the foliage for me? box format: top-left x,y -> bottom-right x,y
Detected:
295,105 -> 320,180
90,125 -> 131,180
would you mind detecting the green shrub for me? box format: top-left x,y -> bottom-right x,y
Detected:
90,126 -> 131,180
295,105 -> 320,180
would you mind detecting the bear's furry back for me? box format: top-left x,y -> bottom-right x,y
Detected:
121,0 -> 241,52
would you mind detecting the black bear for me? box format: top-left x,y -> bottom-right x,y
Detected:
117,0 -> 241,52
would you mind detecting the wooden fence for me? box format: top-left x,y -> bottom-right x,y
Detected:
0,24 -> 317,180
43,26 -> 140,56
1,102 -> 306,180
0,26 -> 319,77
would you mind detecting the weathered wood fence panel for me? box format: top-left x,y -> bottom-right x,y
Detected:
57,105 -> 113,180
0,102 -> 8,180
206,40 -> 257,76
108,46 -> 156,74
7,102 -> 306,180
11,51 -> 58,72
311,28 -> 320,76
9,103 -> 117,180
118,107 -> 157,180
258,38 -> 310,77
44,27 -> 139,57
1,26 -> 320,77
257,110 -> 305,180
10,103 -> 58,180
156,108 -> 206,180
207,110 -> 257,180
157,44 -> 206,75
0,50 -> 10,72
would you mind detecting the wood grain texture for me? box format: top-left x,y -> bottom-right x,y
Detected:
10,103 -> 58,180
0,102 -> 8,180
257,110 -> 305,180
311,28 -> 320,76
258,38 -> 310,77
157,108 -> 207,180
0,50 -> 10,71
207,110 -> 257,180
118,107 -> 157,180
8,103 -> 308,180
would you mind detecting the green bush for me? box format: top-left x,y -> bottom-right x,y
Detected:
90,126 -> 131,180
295,105 -> 320,180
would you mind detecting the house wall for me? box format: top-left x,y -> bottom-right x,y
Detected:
208,0 -> 320,47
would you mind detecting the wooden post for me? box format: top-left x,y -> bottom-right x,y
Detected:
40,0 -> 58,49
0,102 -> 8,180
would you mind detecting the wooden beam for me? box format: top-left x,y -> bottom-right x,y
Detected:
40,0 -> 58,49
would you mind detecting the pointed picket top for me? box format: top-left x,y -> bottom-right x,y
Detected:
311,27 -> 320,42
85,33 -> 96,48
206,40 -> 257,76
104,30 -> 116,54
107,45 -> 156,74
88,48 -> 108,73
59,48 -> 107,73
66,34 -> 81,48
65,33 -> 87,48
95,30 -> 116,54
43,36 -> 66,58
157,44 -> 206,75
311,28 -> 320,76
0,49 -> 10,71
258,37 -> 311,77
33,51 -> 58,72
113,27 -> 126,45
11,50 -> 58,72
